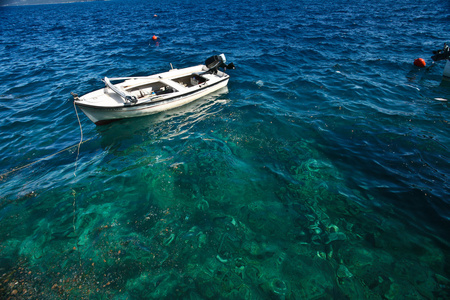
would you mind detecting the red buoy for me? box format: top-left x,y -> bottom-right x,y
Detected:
152,35 -> 158,41
414,58 -> 426,68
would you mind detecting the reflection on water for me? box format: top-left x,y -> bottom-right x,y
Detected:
95,87 -> 230,146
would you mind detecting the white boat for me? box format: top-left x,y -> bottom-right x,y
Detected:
73,54 -> 235,125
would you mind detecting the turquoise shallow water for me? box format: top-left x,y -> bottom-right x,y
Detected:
1,0 -> 449,298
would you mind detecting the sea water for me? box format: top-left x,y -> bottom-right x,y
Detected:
0,0 -> 449,298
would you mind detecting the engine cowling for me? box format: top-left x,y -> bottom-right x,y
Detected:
205,54 -> 235,73
431,43 -> 450,62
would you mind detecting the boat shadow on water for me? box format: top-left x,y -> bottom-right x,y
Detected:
93,87 -> 230,149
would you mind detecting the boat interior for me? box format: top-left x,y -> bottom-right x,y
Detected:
126,81 -> 176,99
125,73 -> 209,100
173,73 -> 208,87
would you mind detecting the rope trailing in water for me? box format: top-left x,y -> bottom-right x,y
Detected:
72,101 -> 82,267
73,101 -> 83,176
0,102 -> 92,180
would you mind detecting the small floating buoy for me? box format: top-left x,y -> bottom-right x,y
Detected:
153,14 -> 158,17
414,58 -> 426,68
152,35 -> 158,40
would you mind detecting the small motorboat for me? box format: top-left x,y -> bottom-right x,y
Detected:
431,43 -> 450,79
72,54 -> 235,125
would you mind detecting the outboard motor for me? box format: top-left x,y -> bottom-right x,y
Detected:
431,43 -> 450,79
431,43 -> 450,62
205,54 -> 235,73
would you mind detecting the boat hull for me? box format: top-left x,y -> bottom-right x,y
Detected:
443,59 -> 450,79
77,78 -> 229,125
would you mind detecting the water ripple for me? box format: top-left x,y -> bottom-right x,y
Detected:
0,0 -> 449,299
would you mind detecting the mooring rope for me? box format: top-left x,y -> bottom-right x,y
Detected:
0,102 -> 93,180
0,101 -> 88,266
73,101 -> 83,176
72,101 -> 83,267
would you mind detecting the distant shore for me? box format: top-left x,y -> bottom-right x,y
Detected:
1,0 -> 105,7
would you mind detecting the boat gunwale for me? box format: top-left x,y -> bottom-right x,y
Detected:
75,76 -> 229,110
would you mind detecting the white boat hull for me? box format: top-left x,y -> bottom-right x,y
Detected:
78,78 -> 228,125
74,58 -> 233,125
443,59 -> 450,79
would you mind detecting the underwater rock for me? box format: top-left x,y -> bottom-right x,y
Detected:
275,251 -> 287,269
297,270 -> 334,299
196,199 -> 209,211
305,214 -> 316,222
340,247 -> 374,270
384,282 -> 400,300
304,159 -> 323,172
326,244 -> 333,260
400,262 -> 438,299
344,221 -> 354,231
259,278 -> 289,300
293,214 -> 310,230
327,224 -> 339,233
197,232 -> 207,248
311,234 -> 322,245
0,239 -> 21,260
126,271 -> 181,299
292,242 -> 313,257
271,278 -> 288,295
179,226 -> 208,249
316,251 -> 327,260
233,259 -> 246,280
242,240 -> 278,261
203,257 -> 224,277
294,229 -> 309,242
337,265 -> 353,279
434,274 -> 450,299
242,240 -> 260,256
213,216 -> 236,231
163,233 -> 175,246
216,254 -> 229,263
226,285 -> 254,299
337,276 -> 367,299
215,232 -> 242,263
244,264 -> 262,283
361,273 -> 392,297
196,274 -> 221,299
220,271 -> 246,296
180,226 -> 200,239
364,230 -> 389,249
325,232 -> 347,244
187,291 -> 204,300
435,273 -> 450,285
292,202 -> 311,214
309,225 -> 322,235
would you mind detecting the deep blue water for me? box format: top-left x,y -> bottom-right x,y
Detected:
1,0 -> 449,298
